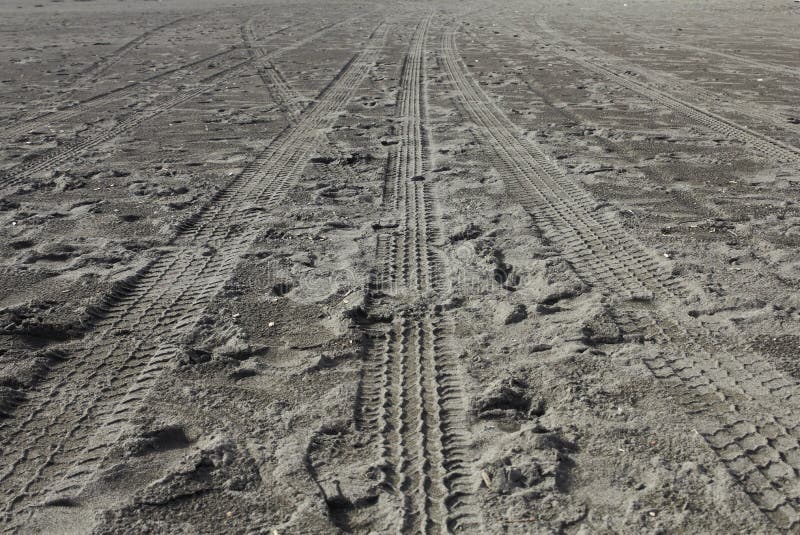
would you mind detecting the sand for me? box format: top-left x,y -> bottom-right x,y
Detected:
1,0 -> 799,532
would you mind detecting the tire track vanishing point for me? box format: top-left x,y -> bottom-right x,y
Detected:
0,21 -> 388,529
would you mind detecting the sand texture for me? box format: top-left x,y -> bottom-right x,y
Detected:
1,0 -> 800,532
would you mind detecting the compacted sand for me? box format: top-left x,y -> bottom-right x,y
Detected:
1,0 -> 800,532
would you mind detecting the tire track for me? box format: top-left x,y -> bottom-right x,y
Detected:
611,23 -> 800,81
351,16 -> 481,533
532,18 -> 800,136
613,305 -> 800,530
0,19 -> 333,142
472,20 -> 800,138
385,15 -> 436,295
1,16 -> 191,129
241,20 -> 317,119
0,22 -> 388,529
3,16 -> 311,135
520,19 -> 800,164
0,59 -> 252,192
0,21 -> 350,195
67,16 -> 190,90
441,27 -> 800,531
2,46 -> 239,141
462,22 -> 800,295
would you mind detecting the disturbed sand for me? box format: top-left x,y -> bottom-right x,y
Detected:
1,0 -> 800,532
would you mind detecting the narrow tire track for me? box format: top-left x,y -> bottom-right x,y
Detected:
352,16 -> 482,533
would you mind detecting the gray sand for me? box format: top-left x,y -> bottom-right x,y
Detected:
1,0 -> 799,532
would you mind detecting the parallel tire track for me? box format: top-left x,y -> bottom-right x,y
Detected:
529,17 -> 800,135
0,21 -> 350,194
1,46 -> 239,141
353,16 -> 481,533
524,19 -> 800,163
0,22 -> 388,529
477,20 -> 800,137
241,20 -> 317,119
0,59 -> 252,192
2,16 -> 190,129
67,16 -> 189,89
612,23 -> 800,81
441,28 -> 800,531
3,16 -> 309,137
462,24 -> 800,300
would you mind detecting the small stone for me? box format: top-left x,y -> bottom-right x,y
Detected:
449,222 -> 482,242
290,252 -> 316,267
494,303 -> 528,325
582,309 -> 622,345
215,336 -> 251,361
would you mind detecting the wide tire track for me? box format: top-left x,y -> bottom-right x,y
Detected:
441,28 -> 800,531
462,23 -> 800,299
0,22 -> 388,530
